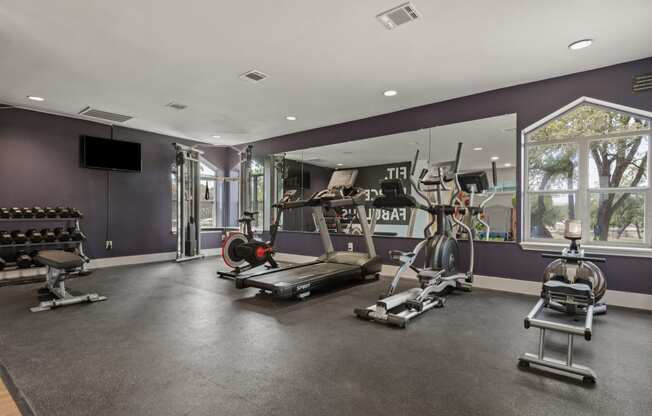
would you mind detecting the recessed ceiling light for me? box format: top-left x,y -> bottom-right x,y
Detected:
568,39 -> 593,50
504,163 -> 512,167
336,163 -> 343,167
473,147 -> 483,151
383,90 -> 398,97
491,156 -> 500,161
286,116 -> 297,121
211,135 -> 221,139
27,96 -> 45,102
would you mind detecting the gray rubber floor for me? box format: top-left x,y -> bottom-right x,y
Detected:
0,258 -> 650,416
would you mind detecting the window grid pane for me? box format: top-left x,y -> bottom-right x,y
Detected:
527,143 -> 579,191
528,192 -> 577,240
588,135 -> 648,189
590,191 -> 645,244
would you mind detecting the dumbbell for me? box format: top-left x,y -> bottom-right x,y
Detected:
54,227 -> 71,242
69,208 -> 83,218
9,207 -> 24,218
33,206 -> 46,218
10,230 -> 27,244
29,250 -> 42,267
44,206 -> 57,218
21,207 -> 34,218
0,256 -> 6,271
56,207 -> 71,218
67,227 -> 86,241
40,228 -> 57,243
15,251 -> 32,269
0,208 -> 10,218
26,229 -> 43,243
0,230 -> 12,245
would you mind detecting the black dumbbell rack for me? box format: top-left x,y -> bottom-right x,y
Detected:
0,215 -> 90,286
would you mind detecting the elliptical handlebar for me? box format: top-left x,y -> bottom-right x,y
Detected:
491,161 -> 498,187
452,142 -> 463,178
541,253 -> 606,263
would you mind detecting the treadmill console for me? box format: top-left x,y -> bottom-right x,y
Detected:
328,169 -> 359,191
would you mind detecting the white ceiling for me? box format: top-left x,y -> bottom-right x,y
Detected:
284,114 -> 516,171
1,1 -> 651,145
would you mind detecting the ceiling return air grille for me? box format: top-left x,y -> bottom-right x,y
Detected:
633,73 -> 652,92
376,2 -> 420,30
240,69 -> 268,83
78,107 -> 133,123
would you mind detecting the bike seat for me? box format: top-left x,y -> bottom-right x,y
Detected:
243,211 -> 258,217
389,250 -> 415,258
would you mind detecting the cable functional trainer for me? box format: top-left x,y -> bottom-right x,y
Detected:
173,143 -> 204,262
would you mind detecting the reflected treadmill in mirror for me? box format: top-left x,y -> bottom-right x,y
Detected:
272,113 -> 517,241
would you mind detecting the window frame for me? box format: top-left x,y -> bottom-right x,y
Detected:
521,97 -> 652,255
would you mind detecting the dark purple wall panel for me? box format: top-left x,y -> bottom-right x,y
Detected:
255,57 -> 652,295
0,108 -> 229,259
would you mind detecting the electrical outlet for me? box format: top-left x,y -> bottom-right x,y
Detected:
105,240 -> 113,250
347,242 -> 354,252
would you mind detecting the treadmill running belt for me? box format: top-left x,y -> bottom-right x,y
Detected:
237,262 -> 361,298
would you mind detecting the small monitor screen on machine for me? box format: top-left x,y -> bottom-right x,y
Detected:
328,169 -> 358,190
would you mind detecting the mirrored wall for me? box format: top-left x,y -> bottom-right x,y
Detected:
258,114 -> 517,242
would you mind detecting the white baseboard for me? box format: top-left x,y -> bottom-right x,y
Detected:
3,250 -> 650,311
0,248 -> 222,281
275,253 -> 652,311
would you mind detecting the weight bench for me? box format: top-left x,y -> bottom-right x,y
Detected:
30,250 -> 106,313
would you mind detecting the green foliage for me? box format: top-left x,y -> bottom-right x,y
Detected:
528,102 -> 650,242
527,104 -> 649,143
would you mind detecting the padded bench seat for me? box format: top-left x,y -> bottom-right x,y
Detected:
36,250 -> 84,270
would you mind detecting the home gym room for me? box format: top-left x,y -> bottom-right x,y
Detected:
0,1 -> 651,415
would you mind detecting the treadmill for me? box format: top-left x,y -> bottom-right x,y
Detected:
234,169 -> 382,299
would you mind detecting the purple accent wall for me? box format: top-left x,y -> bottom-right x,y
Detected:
0,108 -> 230,258
256,57 -> 652,295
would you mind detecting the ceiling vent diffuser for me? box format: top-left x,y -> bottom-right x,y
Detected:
633,73 -> 652,92
240,69 -> 268,83
377,2 -> 420,30
78,107 -> 132,123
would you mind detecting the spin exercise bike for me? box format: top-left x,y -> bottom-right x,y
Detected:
355,143 -> 496,327
518,219 -> 607,383
219,190 -> 296,278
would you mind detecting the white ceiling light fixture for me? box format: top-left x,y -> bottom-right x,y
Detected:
568,39 -> 593,50
212,135 -> 221,139
491,156 -> 500,161
286,116 -> 297,121
336,163 -> 343,166
473,147 -> 483,151
504,163 -> 512,167
27,95 -> 45,102
383,90 -> 398,97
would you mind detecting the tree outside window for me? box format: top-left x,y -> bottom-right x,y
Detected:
524,99 -> 651,246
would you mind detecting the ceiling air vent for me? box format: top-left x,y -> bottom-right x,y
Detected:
376,2 -> 420,30
78,107 -> 132,123
633,73 -> 652,92
240,69 -> 268,83
165,101 -> 188,110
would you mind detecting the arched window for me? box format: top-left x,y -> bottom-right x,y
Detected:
522,97 -> 652,248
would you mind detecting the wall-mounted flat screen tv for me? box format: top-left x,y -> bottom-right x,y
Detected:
80,135 -> 142,172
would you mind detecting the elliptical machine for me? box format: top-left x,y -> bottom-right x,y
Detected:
518,219 -> 607,383
355,143 -> 496,328
219,190 -> 296,278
